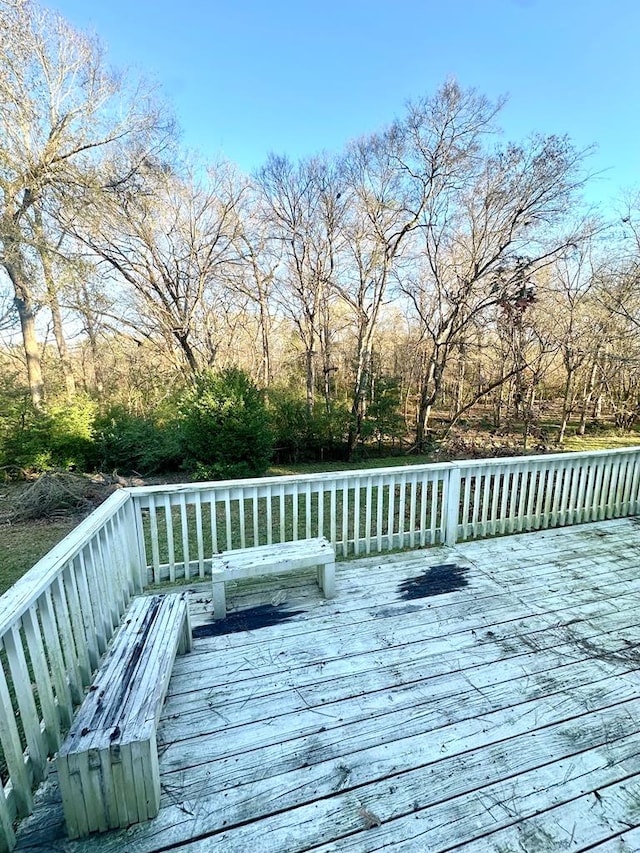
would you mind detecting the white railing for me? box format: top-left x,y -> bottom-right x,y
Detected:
0,445 -> 639,850
0,490 -> 143,851
131,447 -> 640,584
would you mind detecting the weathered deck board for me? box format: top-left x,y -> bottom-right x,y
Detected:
14,517 -> 640,853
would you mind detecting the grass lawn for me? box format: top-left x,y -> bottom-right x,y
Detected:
561,432 -> 640,452
0,518 -> 77,596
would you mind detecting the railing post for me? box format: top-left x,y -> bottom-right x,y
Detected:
445,465 -> 461,546
124,491 -> 147,593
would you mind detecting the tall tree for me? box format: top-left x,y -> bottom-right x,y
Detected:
337,130 -> 422,457
257,154 -> 344,412
0,0 -> 170,405
75,162 -> 244,375
400,85 -> 589,448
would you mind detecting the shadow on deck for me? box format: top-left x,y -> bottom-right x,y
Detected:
15,518 -> 640,853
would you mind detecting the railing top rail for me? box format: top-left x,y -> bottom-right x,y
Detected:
0,488 -> 130,637
451,445 -> 640,470
125,460 -> 459,497
127,447 -> 640,498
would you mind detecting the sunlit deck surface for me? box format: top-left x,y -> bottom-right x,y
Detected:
15,517 -> 640,853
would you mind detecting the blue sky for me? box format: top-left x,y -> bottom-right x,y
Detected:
50,0 -> 640,209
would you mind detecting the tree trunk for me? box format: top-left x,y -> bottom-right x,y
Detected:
42,260 -> 76,401
415,340 -> 450,452
258,291 -> 272,387
77,282 -> 104,398
557,366 -> 574,445
415,357 -> 439,453
578,358 -> 599,435
14,291 -> 44,408
3,247 -> 45,407
35,210 -> 76,400
305,346 -> 315,414
346,344 -> 369,461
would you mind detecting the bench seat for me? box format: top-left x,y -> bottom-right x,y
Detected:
211,537 -> 336,619
56,592 -> 191,838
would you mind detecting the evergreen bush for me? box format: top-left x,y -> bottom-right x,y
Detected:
179,368 -> 273,479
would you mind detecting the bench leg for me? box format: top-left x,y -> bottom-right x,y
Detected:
179,600 -> 193,653
212,579 -> 226,619
318,561 -> 335,599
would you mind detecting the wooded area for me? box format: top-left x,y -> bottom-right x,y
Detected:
2,0 -> 640,476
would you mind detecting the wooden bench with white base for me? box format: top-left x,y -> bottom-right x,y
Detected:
56,592 -> 192,838
211,537 -> 336,619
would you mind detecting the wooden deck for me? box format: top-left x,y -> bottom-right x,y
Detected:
14,518 -> 640,853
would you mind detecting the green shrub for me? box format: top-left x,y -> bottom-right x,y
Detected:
359,377 -> 405,450
179,368 -> 273,480
0,396 -> 96,474
267,386 -> 349,463
91,406 -> 183,474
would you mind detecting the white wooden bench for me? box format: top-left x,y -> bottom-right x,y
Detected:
56,592 -> 192,838
211,537 -> 336,619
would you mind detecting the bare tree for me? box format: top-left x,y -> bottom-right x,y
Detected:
401,107 -> 590,449
336,130 -> 422,457
0,0 -> 170,405
74,161 -> 244,375
257,154 -> 344,412
228,183 -> 280,386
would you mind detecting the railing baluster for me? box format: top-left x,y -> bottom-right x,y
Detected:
342,482 -> 349,556
72,553 -> 100,671
317,482 -> 325,542
3,624 -> 47,784
305,483 -> 312,540
164,495 -> 176,582
386,476 -> 395,551
38,589 -> 73,729
397,474 -> 407,547
591,460 -> 605,520
606,455 -> 620,517
254,486 -> 261,545
61,564 -> 92,686
78,548 -> 107,656
445,466 -> 461,546
498,469 -> 510,534
574,461 -> 587,523
491,471 -> 501,534
461,471 -> 471,538
292,484 -> 299,542
621,454 -> 634,514
376,475 -> 384,551
330,479 -> 338,548
194,492 -> 204,578
507,465 -> 519,532
0,658 -> 32,816
365,476 -> 373,552
210,492 -> 219,554
0,779 -> 16,849
525,465 -> 537,530
631,454 -> 640,513
408,473 -> 417,548
148,495 -> 160,582
51,576 -> 83,706
279,484 -> 285,543
353,482 -> 361,555
266,484 -> 273,545
178,494 -> 191,567
419,473 -> 428,547
22,606 -> 60,754
470,471 -> 481,536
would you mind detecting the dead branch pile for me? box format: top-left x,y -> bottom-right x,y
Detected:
9,472 -> 118,522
